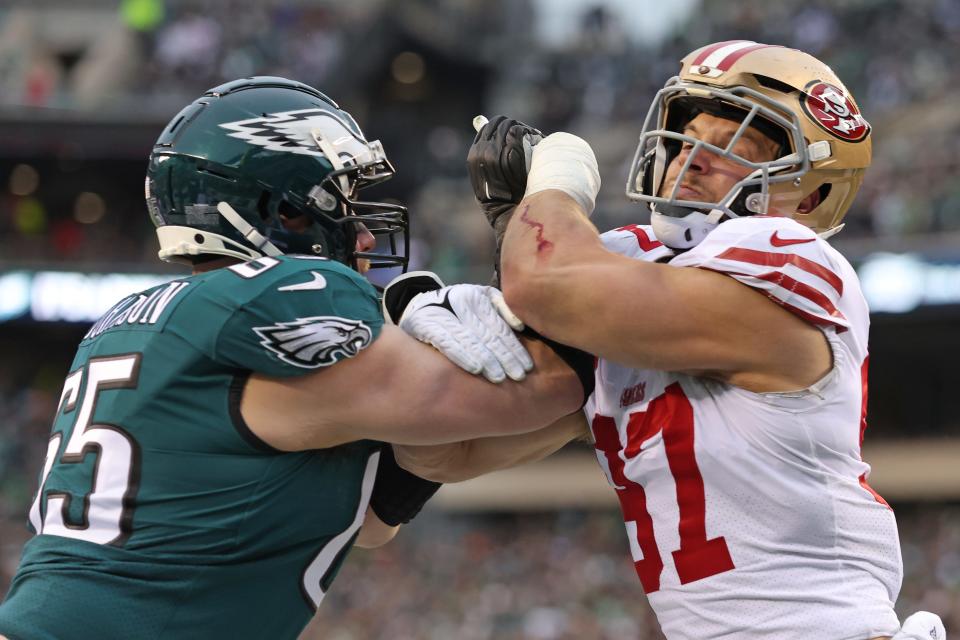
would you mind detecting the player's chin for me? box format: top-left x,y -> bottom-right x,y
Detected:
356,258 -> 371,274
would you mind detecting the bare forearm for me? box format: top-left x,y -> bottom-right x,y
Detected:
500,192 -> 706,370
498,193 -> 832,388
394,411 -> 588,482
501,190 -> 628,350
367,335 -> 584,445
501,190 -> 598,286
452,411 -> 588,479
243,327 -> 584,450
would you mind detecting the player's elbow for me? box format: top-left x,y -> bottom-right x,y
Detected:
393,442 -> 475,483
355,509 -> 401,548
354,526 -> 398,549
412,464 -> 481,484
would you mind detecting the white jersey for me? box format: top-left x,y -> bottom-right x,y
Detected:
586,218 -> 902,639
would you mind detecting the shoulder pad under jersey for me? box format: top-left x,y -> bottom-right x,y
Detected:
180,255 -> 384,376
669,217 -> 850,329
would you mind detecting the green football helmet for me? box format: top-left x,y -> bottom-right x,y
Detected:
145,76 -> 408,271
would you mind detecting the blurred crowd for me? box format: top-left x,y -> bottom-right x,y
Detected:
5,504 -> 954,639
312,511 -> 666,640
1,0 -> 959,276
309,506 -> 960,640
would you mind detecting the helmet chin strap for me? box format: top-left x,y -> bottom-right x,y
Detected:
650,204 -> 726,250
216,202 -> 283,257
818,223 -> 844,240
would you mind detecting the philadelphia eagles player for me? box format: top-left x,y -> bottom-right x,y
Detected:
0,77 -> 589,640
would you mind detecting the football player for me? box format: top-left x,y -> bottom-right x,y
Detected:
463,42 -> 945,639
0,77 -> 591,640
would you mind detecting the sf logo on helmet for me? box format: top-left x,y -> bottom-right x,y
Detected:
801,81 -> 870,142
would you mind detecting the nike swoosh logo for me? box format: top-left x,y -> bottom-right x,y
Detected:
770,231 -> 816,247
278,271 -> 328,292
421,290 -> 456,315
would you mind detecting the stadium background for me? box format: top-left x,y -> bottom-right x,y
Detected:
1,0 -> 958,638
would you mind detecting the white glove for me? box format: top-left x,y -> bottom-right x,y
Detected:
524,132 -> 601,216
399,284 -> 533,383
892,611 -> 946,640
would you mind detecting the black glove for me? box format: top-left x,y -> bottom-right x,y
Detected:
466,115 -> 543,284
467,115 -> 544,227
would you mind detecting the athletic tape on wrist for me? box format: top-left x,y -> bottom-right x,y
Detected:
524,133 -> 600,215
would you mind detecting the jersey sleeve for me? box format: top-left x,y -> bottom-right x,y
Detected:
600,224 -> 675,262
214,262 -> 384,377
669,218 -> 850,329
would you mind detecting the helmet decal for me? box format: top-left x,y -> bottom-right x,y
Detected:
800,81 -> 870,142
219,108 -> 372,163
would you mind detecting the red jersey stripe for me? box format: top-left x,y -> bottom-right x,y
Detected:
617,224 -> 664,252
859,473 -> 890,508
695,267 -> 848,328
716,247 -> 844,294
856,356 -> 890,508
761,290 -> 848,328
745,271 -> 846,321
858,357 -> 870,447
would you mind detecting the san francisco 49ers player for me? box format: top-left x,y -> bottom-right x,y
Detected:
465,42 -> 946,640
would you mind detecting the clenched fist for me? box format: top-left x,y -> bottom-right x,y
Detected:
466,115 -> 543,283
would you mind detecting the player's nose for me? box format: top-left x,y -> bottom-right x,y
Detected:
355,223 -> 376,253
678,144 -> 712,174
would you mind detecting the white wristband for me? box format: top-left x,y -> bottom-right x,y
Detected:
523,132 -> 601,216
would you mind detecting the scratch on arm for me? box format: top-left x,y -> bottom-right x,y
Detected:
518,205 -> 554,254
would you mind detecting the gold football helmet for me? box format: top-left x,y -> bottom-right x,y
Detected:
626,41 -> 871,249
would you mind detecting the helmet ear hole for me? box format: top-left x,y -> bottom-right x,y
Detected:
818,183 -> 832,202
277,199 -> 304,220
797,183 -> 832,215
256,191 -> 272,221
639,148 -> 657,195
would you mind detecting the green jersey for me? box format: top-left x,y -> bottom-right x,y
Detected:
0,255 -> 385,640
